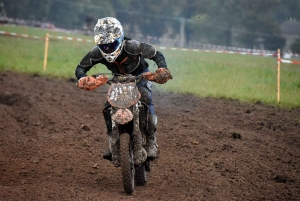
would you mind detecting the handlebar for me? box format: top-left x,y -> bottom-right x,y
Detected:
92,73 -> 143,85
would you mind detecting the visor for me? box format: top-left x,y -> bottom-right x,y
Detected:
98,39 -> 120,54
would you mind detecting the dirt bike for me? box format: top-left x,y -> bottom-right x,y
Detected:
95,73 -> 153,194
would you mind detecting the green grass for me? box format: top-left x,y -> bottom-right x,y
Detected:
158,50 -> 300,107
0,25 -> 106,77
1,25 -> 300,108
159,52 -> 270,100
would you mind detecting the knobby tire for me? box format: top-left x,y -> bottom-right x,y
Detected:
120,133 -> 134,194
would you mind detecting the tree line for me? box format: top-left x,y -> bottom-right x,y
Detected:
2,0 -> 300,52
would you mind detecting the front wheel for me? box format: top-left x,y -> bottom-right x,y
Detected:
120,133 -> 135,194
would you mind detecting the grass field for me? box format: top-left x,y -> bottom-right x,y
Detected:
1,25 -> 299,108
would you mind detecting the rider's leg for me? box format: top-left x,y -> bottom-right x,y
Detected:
138,79 -> 159,158
102,102 -> 112,161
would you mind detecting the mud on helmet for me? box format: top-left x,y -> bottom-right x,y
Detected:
94,17 -> 124,63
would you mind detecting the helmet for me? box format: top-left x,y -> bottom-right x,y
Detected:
94,17 -> 124,63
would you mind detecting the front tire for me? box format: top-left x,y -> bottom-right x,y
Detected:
120,133 -> 135,194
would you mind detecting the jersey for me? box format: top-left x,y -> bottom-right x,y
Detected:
75,38 -> 168,80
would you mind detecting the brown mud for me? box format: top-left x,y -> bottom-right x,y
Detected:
0,71 -> 299,201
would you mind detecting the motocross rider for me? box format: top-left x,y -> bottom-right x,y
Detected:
75,17 -> 172,166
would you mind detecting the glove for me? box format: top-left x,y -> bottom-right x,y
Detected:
77,75 -> 108,91
142,68 -> 173,84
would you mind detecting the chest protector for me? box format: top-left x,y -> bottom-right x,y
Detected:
107,40 -> 156,74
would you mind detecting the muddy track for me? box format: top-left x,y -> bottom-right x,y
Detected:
0,71 -> 299,201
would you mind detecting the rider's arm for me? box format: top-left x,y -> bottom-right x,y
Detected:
75,46 -> 108,91
149,50 -> 168,69
123,40 -> 168,69
140,44 -> 172,84
75,46 -> 104,80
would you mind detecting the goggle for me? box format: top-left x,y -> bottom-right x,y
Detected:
98,39 -> 120,54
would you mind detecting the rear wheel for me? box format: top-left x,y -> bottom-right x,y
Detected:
120,133 -> 135,194
135,164 -> 147,186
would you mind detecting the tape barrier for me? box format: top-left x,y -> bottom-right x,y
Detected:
0,30 -> 94,42
1,30 -> 300,63
278,59 -> 300,65
49,35 -> 93,43
0,30 -> 42,39
158,46 -> 277,57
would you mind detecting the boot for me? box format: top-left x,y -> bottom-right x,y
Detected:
102,130 -> 112,161
145,134 -> 159,158
103,128 -> 120,166
145,114 -> 159,158
103,147 -> 112,161
103,106 -> 113,161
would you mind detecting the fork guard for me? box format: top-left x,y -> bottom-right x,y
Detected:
132,103 -> 147,165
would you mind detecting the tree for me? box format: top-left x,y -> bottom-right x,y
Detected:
264,34 -> 286,51
0,0 -> 296,51
111,0 -> 182,38
1,0 -> 114,29
46,0 -> 114,29
184,0 -> 244,46
275,0 -> 300,22
290,35 -> 300,53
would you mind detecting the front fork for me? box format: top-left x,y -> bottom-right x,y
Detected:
132,102 -> 147,165
103,103 -> 147,166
